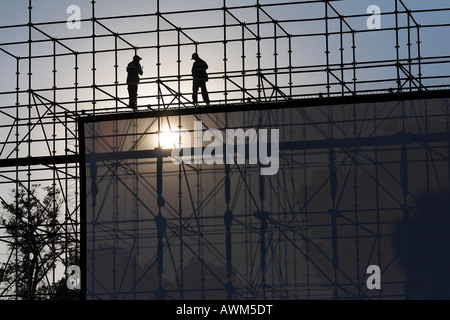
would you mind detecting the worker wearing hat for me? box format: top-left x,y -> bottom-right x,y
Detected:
191,53 -> 210,106
126,55 -> 143,111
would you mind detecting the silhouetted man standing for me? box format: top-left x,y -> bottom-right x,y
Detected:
127,55 -> 143,111
191,53 -> 210,106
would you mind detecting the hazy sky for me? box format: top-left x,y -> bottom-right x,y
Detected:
1,0 -> 449,110
0,0 -> 448,171
0,0 -> 448,161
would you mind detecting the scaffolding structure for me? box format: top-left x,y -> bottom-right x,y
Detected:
0,0 -> 449,299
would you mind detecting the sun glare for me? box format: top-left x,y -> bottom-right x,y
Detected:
159,127 -> 179,149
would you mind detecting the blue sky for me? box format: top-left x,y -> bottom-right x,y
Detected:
0,0 -> 447,169
0,0 -> 448,166
0,0 -> 449,110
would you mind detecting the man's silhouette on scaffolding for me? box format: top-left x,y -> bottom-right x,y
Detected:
126,55 -> 143,111
191,53 -> 210,107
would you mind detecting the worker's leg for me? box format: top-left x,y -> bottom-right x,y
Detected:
128,85 -> 138,109
200,82 -> 210,106
192,80 -> 200,105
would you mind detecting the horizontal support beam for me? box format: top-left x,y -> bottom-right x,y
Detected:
283,132 -> 450,151
85,132 -> 450,163
78,89 -> 450,124
0,155 -> 79,168
86,148 -> 171,162
3,131 -> 446,167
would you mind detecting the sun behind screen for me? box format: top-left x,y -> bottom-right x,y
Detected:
158,127 -> 179,149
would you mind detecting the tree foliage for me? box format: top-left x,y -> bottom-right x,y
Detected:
0,184 -> 78,300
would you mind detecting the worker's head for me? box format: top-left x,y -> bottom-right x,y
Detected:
191,53 -> 199,60
133,55 -> 142,61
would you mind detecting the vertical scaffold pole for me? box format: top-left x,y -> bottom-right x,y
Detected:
223,0 -> 228,105
26,0 -> 33,300
224,163 -> 233,299
157,0 -> 161,110
329,150 -> 339,299
92,0 -> 96,114
15,55 -> 20,300
325,1 -> 330,97
256,0 -> 262,101
395,0 -> 401,92
155,156 -> 167,299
